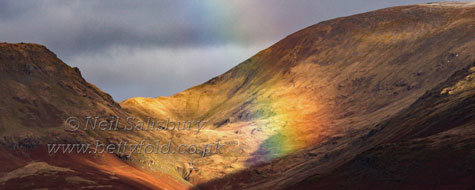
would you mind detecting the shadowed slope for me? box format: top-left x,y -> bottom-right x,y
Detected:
291,62 -> 475,189
0,43 -> 189,189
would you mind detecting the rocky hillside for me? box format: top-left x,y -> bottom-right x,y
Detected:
0,43 -> 123,145
290,62 -> 475,189
0,43 -> 189,189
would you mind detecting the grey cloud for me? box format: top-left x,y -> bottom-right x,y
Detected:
1,0 -> 470,101
69,44 -> 263,101
3,0 -> 463,55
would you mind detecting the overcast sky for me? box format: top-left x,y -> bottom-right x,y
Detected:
0,0 -> 469,101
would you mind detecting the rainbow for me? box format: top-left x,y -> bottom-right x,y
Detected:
244,91 -> 324,166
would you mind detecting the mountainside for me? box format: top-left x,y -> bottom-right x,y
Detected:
0,2 -> 474,190
122,2 -> 475,188
0,43 -> 189,189
291,63 -> 475,189
0,43 -> 123,145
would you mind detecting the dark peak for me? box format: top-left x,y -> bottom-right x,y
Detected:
0,42 -> 118,104
0,42 -> 52,54
0,42 -> 46,47
0,42 -> 75,77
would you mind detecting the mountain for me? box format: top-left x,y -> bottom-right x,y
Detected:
121,3 -> 475,189
0,43 -> 189,189
0,2 -> 474,190
122,2 -> 475,189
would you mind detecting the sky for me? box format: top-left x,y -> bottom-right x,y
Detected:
0,0 -> 470,101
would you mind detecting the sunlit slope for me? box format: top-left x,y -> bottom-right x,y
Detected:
121,2 -> 475,184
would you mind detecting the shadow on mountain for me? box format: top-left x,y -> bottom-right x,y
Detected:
245,133 -> 287,167
192,62 -> 475,189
